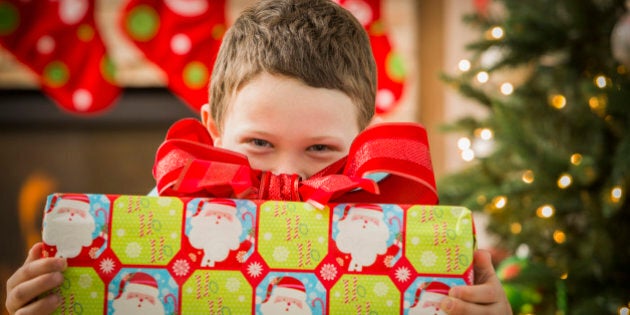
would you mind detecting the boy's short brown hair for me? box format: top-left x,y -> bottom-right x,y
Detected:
209,0 -> 376,131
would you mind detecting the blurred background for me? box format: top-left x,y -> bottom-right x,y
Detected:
1,0 -> 628,314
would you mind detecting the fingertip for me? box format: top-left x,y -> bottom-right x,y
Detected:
440,296 -> 455,313
449,286 -> 460,299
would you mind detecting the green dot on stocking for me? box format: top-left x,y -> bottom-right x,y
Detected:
0,2 -> 19,36
126,5 -> 159,42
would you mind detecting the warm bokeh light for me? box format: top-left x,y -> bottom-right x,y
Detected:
570,153 -> 583,165
493,196 -> 507,209
458,59 -> 471,72
549,94 -> 567,109
510,222 -> 522,234
611,186 -> 623,203
457,137 -> 471,150
522,170 -> 535,184
476,71 -> 489,83
594,75 -> 608,88
500,82 -> 514,95
553,230 -> 566,244
491,26 -> 504,39
557,173 -> 573,189
537,204 -> 555,218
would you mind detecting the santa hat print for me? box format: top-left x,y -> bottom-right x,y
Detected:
116,272 -> 159,299
264,276 -> 307,303
47,193 -> 90,213
412,281 -> 451,307
343,203 -> 384,221
194,198 -> 237,217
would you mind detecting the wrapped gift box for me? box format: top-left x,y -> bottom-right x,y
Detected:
42,193 -> 475,315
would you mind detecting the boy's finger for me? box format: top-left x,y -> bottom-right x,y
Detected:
440,296 -> 493,315
5,271 -> 64,313
7,292 -> 61,315
472,249 -> 496,283
6,256 -> 66,291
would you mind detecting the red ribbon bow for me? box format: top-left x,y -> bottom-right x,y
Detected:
153,118 -> 438,207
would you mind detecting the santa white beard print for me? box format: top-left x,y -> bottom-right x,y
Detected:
188,214 -> 243,267
42,212 -> 95,258
335,217 -> 390,271
260,297 -> 312,315
112,294 -> 165,315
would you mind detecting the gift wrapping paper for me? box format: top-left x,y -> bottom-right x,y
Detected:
42,193 -> 475,315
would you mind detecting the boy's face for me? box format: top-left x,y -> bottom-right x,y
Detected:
203,73 -> 360,179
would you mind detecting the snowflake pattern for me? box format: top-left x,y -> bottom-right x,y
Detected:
78,274 -> 92,288
225,277 -> 241,292
320,263 -> 338,281
172,259 -> 190,277
394,266 -> 411,283
247,261 -> 263,278
99,258 -> 116,274
125,242 -> 142,258
373,282 -> 389,297
420,251 -> 438,267
272,246 -> 290,262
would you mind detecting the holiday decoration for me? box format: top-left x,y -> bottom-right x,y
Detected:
41,193 -> 475,314
119,0 -> 226,112
337,0 -> 406,114
0,0 -> 120,114
440,0 -> 630,314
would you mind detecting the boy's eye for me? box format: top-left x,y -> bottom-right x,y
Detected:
307,144 -> 331,152
250,138 -> 272,148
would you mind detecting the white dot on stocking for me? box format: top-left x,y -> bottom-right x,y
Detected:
376,89 -> 395,111
37,36 -> 55,54
73,89 -> 93,111
58,0 -> 89,25
164,0 -> 208,17
171,34 -> 191,55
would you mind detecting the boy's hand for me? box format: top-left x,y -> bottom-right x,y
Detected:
440,250 -> 513,315
5,243 -> 66,315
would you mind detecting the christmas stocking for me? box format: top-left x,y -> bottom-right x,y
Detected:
337,0 -> 406,115
0,0 -> 120,114
119,0 -> 226,112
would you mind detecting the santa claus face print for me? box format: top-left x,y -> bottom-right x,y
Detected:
188,200 -> 244,267
42,194 -> 96,258
204,72 -> 360,180
260,276 -> 314,315
334,204 -> 392,272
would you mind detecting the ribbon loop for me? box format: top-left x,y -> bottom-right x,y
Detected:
153,119 -> 438,206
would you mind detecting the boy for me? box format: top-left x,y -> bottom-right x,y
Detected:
5,0 -> 511,314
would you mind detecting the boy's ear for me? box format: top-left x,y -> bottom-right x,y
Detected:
200,104 -> 221,141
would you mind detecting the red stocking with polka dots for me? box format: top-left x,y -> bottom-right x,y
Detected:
120,0 -> 226,112
337,0 -> 405,115
0,0 -> 120,114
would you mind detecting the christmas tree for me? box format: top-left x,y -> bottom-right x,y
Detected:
438,0 -> 630,314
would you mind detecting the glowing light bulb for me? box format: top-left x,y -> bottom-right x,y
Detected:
458,59 -> 471,72
479,128 -> 494,140
457,137 -> 472,150
594,75 -> 608,88
493,196 -> 507,209
500,82 -> 514,95
510,222 -> 522,234
560,273 -> 568,280
491,26 -> 504,39
553,230 -> 566,244
557,173 -> 573,189
549,94 -> 566,109
522,170 -> 534,184
537,204 -> 555,218
476,71 -> 489,83
461,149 -> 475,161
570,153 -> 582,165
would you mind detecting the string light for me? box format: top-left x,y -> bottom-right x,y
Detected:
557,173 -> 573,189
588,95 -> 607,116
594,74 -> 609,88
510,222 -> 522,234
458,59 -> 471,72
490,26 -> 504,39
493,196 -> 507,209
537,204 -> 555,218
570,153 -> 582,165
549,94 -> 567,109
476,71 -> 489,83
457,137 -> 471,150
522,170 -> 535,184
560,272 -> 568,280
553,230 -> 566,244
500,82 -> 514,95
611,186 -> 623,203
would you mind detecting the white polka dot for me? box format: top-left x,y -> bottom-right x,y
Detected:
171,33 -> 191,55
73,89 -> 92,111
376,89 -> 395,111
59,0 -> 89,25
164,0 -> 208,17
344,0 -> 373,26
37,36 -> 55,54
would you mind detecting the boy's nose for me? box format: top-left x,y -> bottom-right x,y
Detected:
271,155 -> 306,179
